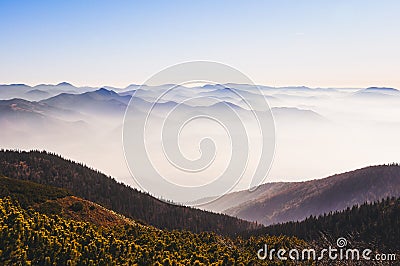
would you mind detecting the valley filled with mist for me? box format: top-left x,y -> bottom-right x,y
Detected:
1,82 -> 400,202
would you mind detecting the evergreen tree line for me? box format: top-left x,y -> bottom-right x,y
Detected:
0,150 -> 259,235
245,197 -> 400,252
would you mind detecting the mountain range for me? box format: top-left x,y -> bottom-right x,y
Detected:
1,83 -> 400,201
201,164 -> 400,225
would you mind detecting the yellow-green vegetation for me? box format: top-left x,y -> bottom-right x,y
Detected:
0,197 -> 309,266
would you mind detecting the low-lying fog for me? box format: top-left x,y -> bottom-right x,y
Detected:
1,83 -> 399,202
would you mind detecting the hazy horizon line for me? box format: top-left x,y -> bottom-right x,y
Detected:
1,81 -> 397,91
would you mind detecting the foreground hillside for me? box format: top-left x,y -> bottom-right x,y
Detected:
1,173 -> 398,265
0,179 -> 308,265
202,164 -> 400,225
0,150 -> 258,235
0,175 -> 309,265
0,197 -> 308,266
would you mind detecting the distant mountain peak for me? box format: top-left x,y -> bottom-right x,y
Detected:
95,88 -> 118,96
8,84 -> 30,87
57,82 -> 73,86
365,87 -> 398,92
278,86 -> 312,90
25,89 -> 49,95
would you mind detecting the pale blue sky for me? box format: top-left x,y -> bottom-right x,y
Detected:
1,0 -> 399,88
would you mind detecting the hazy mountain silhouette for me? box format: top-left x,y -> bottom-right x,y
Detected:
40,88 -> 131,116
201,165 -> 400,225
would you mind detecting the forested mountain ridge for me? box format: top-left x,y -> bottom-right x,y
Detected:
203,164 -> 400,225
0,150 -> 259,235
245,197 -> 400,253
